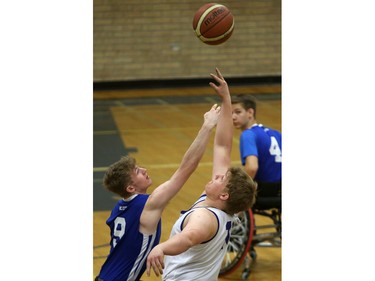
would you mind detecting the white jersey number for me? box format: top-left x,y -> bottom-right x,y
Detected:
112,217 -> 126,248
269,136 -> 282,163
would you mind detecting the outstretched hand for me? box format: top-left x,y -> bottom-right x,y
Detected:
203,103 -> 221,129
209,68 -> 230,99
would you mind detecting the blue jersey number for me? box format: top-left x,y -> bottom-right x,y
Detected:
112,217 -> 126,248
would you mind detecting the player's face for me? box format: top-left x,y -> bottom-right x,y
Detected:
232,103 -> 250,130
130,166 -> 152,194
205,172 -> 229,198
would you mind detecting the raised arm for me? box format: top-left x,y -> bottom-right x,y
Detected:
139,104 -> 221,234
209,68 -> 233,177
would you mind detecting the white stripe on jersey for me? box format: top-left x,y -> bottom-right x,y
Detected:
127,233 -> 157,281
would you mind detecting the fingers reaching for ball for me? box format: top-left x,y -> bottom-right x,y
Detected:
211,103 -> 221,112
203,103 -> 221,129
209,68 -> 230,99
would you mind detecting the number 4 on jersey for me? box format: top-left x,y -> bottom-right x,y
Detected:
269,136 -> 281,163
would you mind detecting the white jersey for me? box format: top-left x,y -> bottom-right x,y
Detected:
163,195 -> 233,281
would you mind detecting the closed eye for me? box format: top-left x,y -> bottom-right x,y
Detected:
214,175 -> 225,181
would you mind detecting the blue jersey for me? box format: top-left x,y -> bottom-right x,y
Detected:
239,124 -> 282,183
98,194 -> 161,281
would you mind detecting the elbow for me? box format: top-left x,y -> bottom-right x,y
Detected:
245,167 -> 257,179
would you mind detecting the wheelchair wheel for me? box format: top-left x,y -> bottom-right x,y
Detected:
219,208 -> 254,277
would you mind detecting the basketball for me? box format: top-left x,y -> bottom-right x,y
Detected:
192,3 -> 234,45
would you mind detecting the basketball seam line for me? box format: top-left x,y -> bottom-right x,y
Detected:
195,4 -> 225,37
194,4 -> 234,42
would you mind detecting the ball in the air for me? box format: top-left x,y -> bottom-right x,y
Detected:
192,3 -> 234,45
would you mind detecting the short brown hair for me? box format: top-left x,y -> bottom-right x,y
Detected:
225,167 -> 257,215
231,94 -> 257,118
103,156 -> 136,197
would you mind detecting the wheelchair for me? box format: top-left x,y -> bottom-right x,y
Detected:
220,182 -> 281,280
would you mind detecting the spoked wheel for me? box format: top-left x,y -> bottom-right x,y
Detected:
220,209 -> 254,277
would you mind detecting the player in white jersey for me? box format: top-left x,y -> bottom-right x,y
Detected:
146,68 -> 258,280
162,195 -> 232,280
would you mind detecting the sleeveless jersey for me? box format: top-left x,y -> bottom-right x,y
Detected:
239,124 -> 282,182
98,194 -> 161,281
163,195 -> 233,281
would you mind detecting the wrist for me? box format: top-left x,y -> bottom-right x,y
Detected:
202,122 -> 215,130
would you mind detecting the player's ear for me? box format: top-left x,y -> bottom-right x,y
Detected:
125,184 -> 135,193
247,108 -> 254,117
220,192 -> 229,201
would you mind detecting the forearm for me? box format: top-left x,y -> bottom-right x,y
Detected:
146,232 -> 195,276
215,94 -> 232,148
145,121 -> 213,210
245,156 -> 258,179
179,123 -> 213,171
209,68 -> 233,150
140,108 -> 218,234
158,233 -> 193,256
176,103 -> 220,175
245,165 -> 257,179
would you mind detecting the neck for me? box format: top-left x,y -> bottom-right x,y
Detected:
198,195 -> 226,211
242,119 -> 257,131
123,194 -> 138,201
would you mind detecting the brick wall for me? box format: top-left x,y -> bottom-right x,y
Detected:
94,0 -> 281,82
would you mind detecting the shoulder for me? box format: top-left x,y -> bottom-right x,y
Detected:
125,194 -> 150,209
137,193 -> 150,200
258,124 -> 281,136
240,129 -> 256,139
207,207 -> 232,221
252,124 -> 266,133
188,207 -> 231,226
190,207 -> 216,218
182,208 -> 220,242
184,207 -> 218,226
270,128 -> 282,137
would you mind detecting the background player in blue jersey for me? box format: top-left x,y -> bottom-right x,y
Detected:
95,103 -> 222,281
231,94 -> 282,207
146,68 -> 257,280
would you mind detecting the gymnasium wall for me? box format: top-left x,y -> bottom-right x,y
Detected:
93,0 -> 281,82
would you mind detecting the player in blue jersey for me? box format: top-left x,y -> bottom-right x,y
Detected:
146,68 -> 257,280
231,94 -> 282,263
95,102 -> 222,281
231,94 -> 281,208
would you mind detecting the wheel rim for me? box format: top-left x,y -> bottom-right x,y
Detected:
220,209 -> 254,276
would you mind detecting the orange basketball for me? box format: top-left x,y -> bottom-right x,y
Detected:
192,3 -> 234,45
